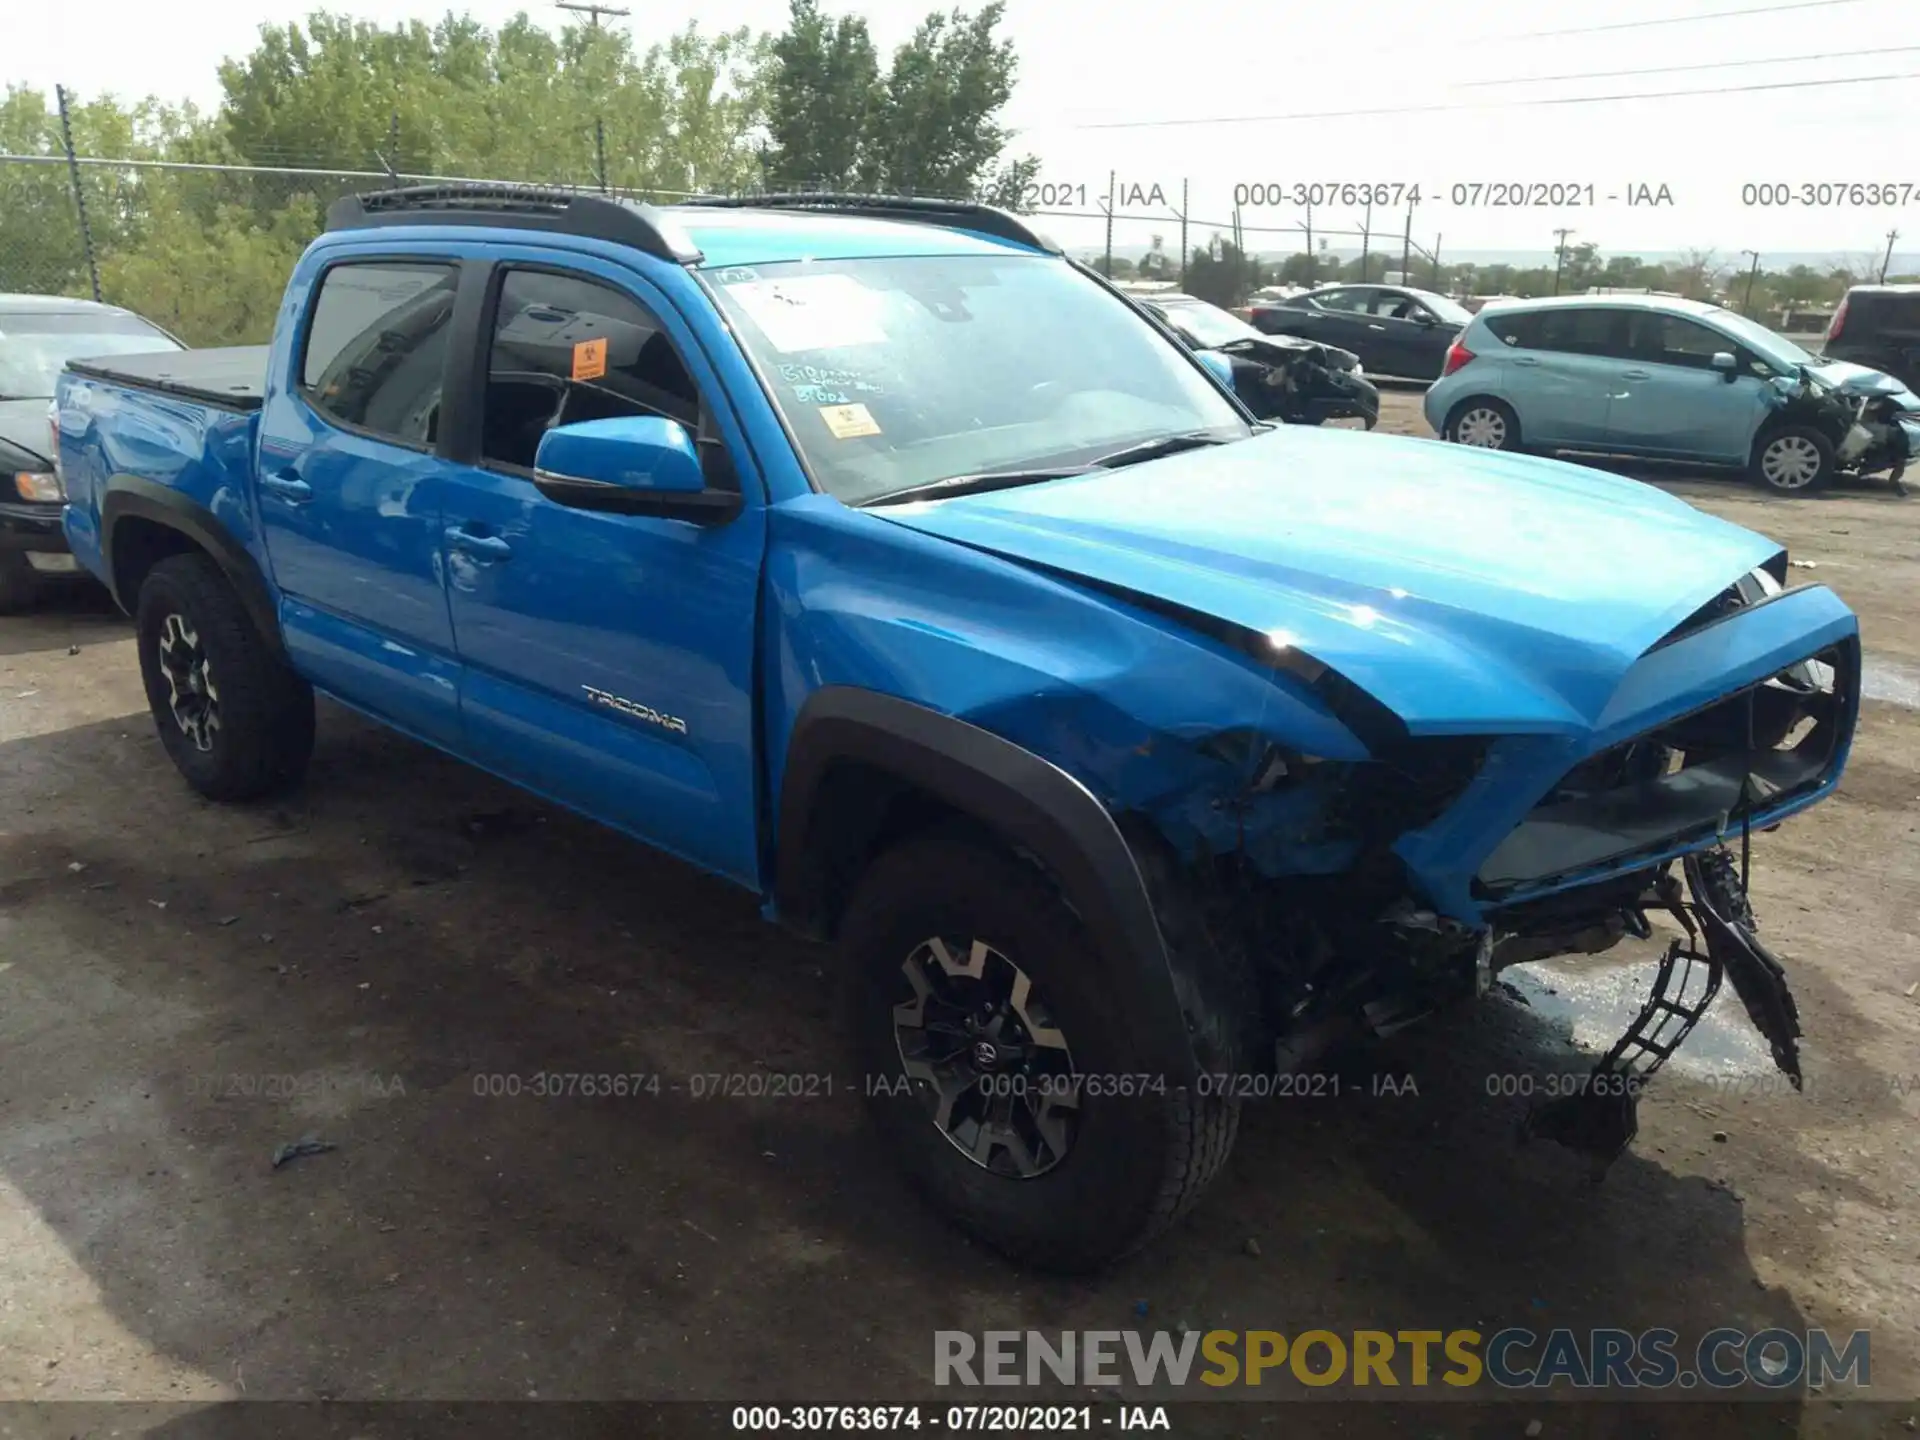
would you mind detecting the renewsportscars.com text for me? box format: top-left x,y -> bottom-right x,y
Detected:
934,1328 -> 1870,1391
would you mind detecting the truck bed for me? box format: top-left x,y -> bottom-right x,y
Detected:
65,346 -> 268,413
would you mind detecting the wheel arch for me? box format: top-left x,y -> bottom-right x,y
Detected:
773,687 -> 1200,1084
100,477 -> 285,660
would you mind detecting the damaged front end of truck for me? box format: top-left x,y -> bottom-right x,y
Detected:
1093,568 -> 1858,1169
871,437 -> 1863,1172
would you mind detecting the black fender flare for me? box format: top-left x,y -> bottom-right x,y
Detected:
774,686 -> 1199,1084
99,476 -> 284,658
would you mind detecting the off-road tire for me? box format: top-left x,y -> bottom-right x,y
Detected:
840,826 -> 1252,1272
1750,424 -> 1835,495
135,552 -> 314,801
1443,397 -> 1523,451
0,553 -> 40,614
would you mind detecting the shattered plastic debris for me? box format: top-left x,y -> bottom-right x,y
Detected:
270,1135 -> 336,1170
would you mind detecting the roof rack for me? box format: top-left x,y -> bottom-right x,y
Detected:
675,193 -> 1060,255
325,184 -> 703,264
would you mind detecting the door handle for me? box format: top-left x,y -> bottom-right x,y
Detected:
1512,356 -> 1539,365
445,525 -> 511,562
1367,323 -> 1387,331
259,471 -> 312,504
1621,369 -> 1651,380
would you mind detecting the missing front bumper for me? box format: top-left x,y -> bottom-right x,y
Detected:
1521,849 -> 1803,1170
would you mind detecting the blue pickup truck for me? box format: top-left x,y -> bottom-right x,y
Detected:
55,187 -> 1859,1270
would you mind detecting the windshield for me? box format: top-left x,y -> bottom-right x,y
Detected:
705,255 -> 1249,506
1699,308 -> 1817,370
1405,289 -> 1472,325
1163,300 -> 1263,348
0,309 -> 180,399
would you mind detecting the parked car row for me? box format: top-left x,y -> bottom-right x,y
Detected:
0,294 -> 183,611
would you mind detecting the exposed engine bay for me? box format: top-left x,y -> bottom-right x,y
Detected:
1772,362 -> 1920,495
1214,334 -> 1382,429
1132,292 -> 1382,429
1132,606 -> 1848,1171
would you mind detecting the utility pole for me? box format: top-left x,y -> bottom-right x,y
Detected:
557,1 -> 629,193
1882,228 -> 1901,283
54,85 -> 101,302
1740,249 -> 1762,316
1432,234 -> 1443,290
1401,198 -> 1413,284
1551,227 -> 1575,295
1102,170 -> 1115,277
1360,198 -> 1371,282
1178,178 -> 1189,288
1302,202 -> 1314,286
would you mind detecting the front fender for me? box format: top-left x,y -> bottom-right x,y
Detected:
774,686 -> 1201,1086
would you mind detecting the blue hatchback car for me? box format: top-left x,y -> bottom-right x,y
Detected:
1424,294 -> 1920,494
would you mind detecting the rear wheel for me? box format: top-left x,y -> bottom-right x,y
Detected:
0,553 -> 39,614
1750,425 -> 1834,495
840,828 -> 1245,1272
135,552 -> 315,801
1444,397 -> 1522,451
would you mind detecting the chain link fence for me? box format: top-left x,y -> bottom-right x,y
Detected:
0,153 -> 743,344
1,151 -> 1460,343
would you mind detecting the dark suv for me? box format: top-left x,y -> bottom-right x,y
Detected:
1823,284 -> 1920,390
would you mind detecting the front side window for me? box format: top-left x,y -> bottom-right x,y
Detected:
706,255 -> 1247,507
479,269 -> 701,472
0,309 -> 179,401
301,262 -> 458,447
1633,313 -> 1732,370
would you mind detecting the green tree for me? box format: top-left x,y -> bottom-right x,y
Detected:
760,0 -> 881,190
761,0 -> 1035,202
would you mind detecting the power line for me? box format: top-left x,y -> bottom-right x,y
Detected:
1457,43 -> 1920,87
1041,69 -> 1920,133
1497,0 -> 1866,41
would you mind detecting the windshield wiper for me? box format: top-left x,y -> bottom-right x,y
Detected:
1087,430 -> 1233,470
857,465 -> 1092,508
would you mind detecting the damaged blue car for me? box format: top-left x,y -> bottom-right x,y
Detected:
54,189 -> 1860,1272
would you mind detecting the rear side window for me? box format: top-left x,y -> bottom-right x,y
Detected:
1485,311 -> 1540,348
1534,308 -> 1625,358
1310,289 -> 1367,312
479,269 -> 702,472
300,262 -> 459,447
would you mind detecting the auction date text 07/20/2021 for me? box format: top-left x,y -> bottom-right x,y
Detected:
1020,179 -> 1920,211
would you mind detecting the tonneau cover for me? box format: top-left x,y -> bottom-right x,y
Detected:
65,345 -> 268,412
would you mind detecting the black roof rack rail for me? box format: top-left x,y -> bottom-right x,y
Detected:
676,192 -> 1060,255
325,184 -> 703,264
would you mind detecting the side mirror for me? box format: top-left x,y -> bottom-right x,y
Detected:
533,415 -> 741,525
1197,349 -> 1236,388
1711,351 -> 1739,382
1412,310 -> 1437,327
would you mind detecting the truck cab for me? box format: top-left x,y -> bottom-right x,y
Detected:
54,187 -> 1860,1271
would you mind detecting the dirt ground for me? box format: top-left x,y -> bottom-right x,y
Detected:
3,391 -> 1918,1436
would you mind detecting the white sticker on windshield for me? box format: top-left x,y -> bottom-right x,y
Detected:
725,274 -> 888,353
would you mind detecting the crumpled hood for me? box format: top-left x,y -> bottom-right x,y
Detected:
1807,360 -> 1920,408
874,427 -> 1782,737
0,398 -> 53,467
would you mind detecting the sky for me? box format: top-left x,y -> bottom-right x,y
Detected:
5,0 -> 1919,265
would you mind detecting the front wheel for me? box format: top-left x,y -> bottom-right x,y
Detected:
840,828 -> 1242,1272
1444,398 -> 1522,451
1750,425 -> 1835,495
